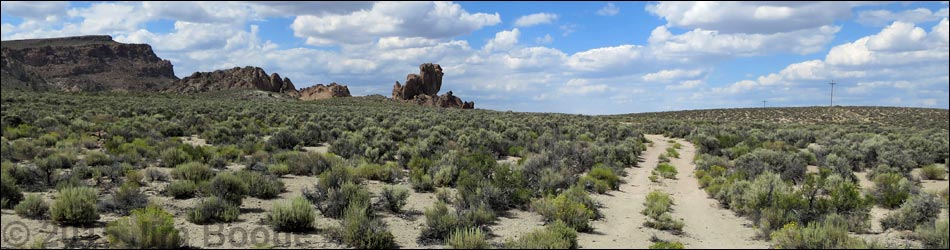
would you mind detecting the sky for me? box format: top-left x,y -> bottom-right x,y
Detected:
1,1 -> 948,115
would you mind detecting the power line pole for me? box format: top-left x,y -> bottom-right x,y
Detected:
762,100 -> 768,108
829,80 -> 837,107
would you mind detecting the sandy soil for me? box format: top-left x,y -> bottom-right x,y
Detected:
663,137 -> 769,249
302,144 -> 329,154
577,135 -> 667,249
488,209 -> 545,245
180,135 -> 210,147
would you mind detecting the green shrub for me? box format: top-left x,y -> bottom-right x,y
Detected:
50,187 -> 100,225
333,200 -> 396,249
650,241 -> 685,249
171,162 -> 215,182
274,152 -> 333,176
410,169 -> 434,192
770,220 -> 868,249
871,173 -> 913,208
209,172 -> 249,205
421,201 -> 459,243
237,171 -> 284,199
914,218 -> 949,249
320,181 -> 371,219
267,129 -> 299,151
267,163 -> 290,177
642,191 -> 674,219
457,204 -> 496,228
447,228 -> 490,249
579,165 -> 620,194
188,196 -> 240,224
15,194 -> 49,219
106,206 -> 183,249
159,147 -> 192,168
644,213 -> 685,232
145,168 -> 168,182
1,171 -> 23,208
11,139 -> 39,162
37,153 -> 76,170
125,169 -> 145,186
881,192 -> 943,231
920,165 -> 947,180
532,191 -> 596,232
99,182 -> 149,215
268,196 -> 315,232
84,151 -> 113,166
654,163 -> 678,180
354,162 -> 400,183
504,220 -> 578,249
380,185 -> 409,213
165,180 -> 197,199
665,148 -> 680,158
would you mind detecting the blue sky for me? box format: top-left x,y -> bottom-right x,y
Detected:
2,1 -> 948,114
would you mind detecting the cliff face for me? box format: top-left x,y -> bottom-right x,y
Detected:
298,83 -> 352,100
169,66 -> 299,95
0,35 -> 177,92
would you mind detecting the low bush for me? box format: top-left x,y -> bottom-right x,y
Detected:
267,163 -> 290,177
14,194 -> 49,219
171,162 -> 215,182
268,196 -> 315,232
145,168 -> 168,182
914,218 -> 949,249
333,200 -> 396,249
644,213 -> 685,232
532,188 -> 597,232
770,220 -> 868,249
237,171 -> 284,199
871,172 -> 913,208
165,180 -> 198,199
84,151 -> 113,166
209,172 -> 249,205
1,171 -> 23,208
653,163 -> 678,180
354,162 -> 401,183
504,220 -> 578,249
106,206 -> 182,249
51,187 -> 100,225
421,201 -> 460,243
159,148 -> 192,168
446,228 -> 490,249
188,196 -> 240,224
881,192 -> 943,231
320,181 -> 371,219
11,139 -> 39,162
380,185 -> 410,213
649,241 -> 684,249
920,165 -> 947,180
665,148 -> 680,159
578,165 -> 620,194
642,191 -> 683,233
99,182 -> 149,215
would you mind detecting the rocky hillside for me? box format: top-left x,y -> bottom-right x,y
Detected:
298,82 -> 351,100
392,63 -> 474,109
168,66 -> 299,95
1,35 -> 177,92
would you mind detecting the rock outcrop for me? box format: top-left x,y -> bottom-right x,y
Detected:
298,82 -> 352,100
1,35 -> 177,91
392,63 -> 473,109
169,66 -> 299,96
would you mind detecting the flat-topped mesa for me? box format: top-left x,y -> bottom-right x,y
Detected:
169,66 -> 298,95
392,63 -> 473,109
1,35 -> 177,91
298,82 -> 352,100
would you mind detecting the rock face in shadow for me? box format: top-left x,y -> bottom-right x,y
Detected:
392,63 -> 473,109
298,82 -> 352,100
1,35 -> 177,91
169,66 -> 299,96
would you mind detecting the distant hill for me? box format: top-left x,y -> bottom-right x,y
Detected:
1,35 -> 178,92
613,106 -> 949,130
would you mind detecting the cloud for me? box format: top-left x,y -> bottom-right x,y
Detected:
1,1 -> 70,20
559,79 -> 608,95
856,8 -> 949,27
514,13 -> 558,27
642,69 -> 703,82
646,1 -> 863,34
648,25 -> 840,58
559,23 -> 578,37
596,3 -> 619,16
483,28 -> 520,52
290,1 -> 500,45
535,34 -> 553,44
567,45 -> 645,73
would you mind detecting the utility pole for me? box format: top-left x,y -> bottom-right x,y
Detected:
762,100 -> 768,108
829,80 -> 837,107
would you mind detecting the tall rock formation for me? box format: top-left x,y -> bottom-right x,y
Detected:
392,63 -> 474,109
169,66 -> 299,96
298,82 -> 352,100
0,35 -> 177,91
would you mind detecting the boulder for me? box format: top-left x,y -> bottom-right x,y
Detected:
298,82 -> 352,100
169,66 -> 299,95
391,63 -> 473,109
